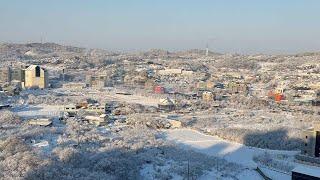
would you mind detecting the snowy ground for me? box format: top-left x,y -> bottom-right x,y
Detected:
162,128 -> 301,180
54,88 -> 160,107
163,128 -> 298,169
12,105 -> 63,118
103,93 -> 159,107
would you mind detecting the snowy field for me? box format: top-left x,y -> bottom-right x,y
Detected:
102,93 -> 159,107
12,105 -> 63,118
3,88 -> 319,180
162,128 -> 306,180
53,88 -> 160,107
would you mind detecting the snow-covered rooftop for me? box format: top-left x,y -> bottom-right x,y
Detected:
292,165 -> 320,178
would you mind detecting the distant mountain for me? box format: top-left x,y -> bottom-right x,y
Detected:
131,48 -> 222,58
133,49 -> 171,58
294,52 -> 320,57
0,42 -> 319,62
0,42 -> 86,60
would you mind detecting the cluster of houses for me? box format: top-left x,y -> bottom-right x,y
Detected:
1,58 -> 320,179
0,65 -> 48,94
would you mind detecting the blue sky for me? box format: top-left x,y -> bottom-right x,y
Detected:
0,0 -> 319,54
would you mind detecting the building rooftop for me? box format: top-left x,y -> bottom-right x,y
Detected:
25,65 -> 39,71
28,119 -> 52,126
159,97 -> 174,106
292,165 -> 320,178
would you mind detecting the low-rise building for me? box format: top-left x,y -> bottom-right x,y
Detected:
86,74 -> 109,88
202,91 -> 214,102
84,114 -> 107,126
196,81 -> 215,91
124,72 -> 148,86
0,67 -> 11,85
86,105 -> 106,114
158,97 -> 175,111
312,91 -> 320,106
64,103 -> 106,116
297,123 -> 320,165
11,67 -> 25,83
64,104 -> 78,117
227,81 -> 249,94
0,66 -> 25,86
0,104 -> 11,110
28,119 -> 52,127
154,85 -> 165,94
181,70 -> 194,76
292,165 -> 320,180
302,123 -> 320,158
24,65 -> 48,89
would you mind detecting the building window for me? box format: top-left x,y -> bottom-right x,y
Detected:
306,136 -> 308,139
304,150 -> 307,154
35,66 -> 41,77
305,143 -> 308,146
